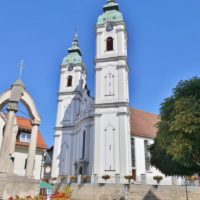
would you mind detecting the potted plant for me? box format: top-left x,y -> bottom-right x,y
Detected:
81,175 -> 90,183
153,175 -> 163,185
60,175 -> 67,182
70,175 -> 77,183
102,175 -> 110,182
51,177 -> 57,185
124,175 -> 134,185
190,175 -> 199,187
52,177 -> 57,181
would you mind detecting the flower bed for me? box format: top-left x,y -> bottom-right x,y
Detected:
8,186 -> 72,200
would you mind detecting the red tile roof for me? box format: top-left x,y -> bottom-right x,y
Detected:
130,108 -> 160,139
15,116 -> 48,150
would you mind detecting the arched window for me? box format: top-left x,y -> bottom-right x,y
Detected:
67,76 -> 73,87
82,131 -> 86,159
106,37 -> 113,51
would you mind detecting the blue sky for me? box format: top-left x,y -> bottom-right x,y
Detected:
0,0 -> 200,147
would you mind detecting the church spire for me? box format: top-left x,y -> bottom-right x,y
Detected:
68,31 -> 82,56
97,0 -> 123,25
61,31 -> 84,66
71,32 -> 78,47
103,0 -> 119,12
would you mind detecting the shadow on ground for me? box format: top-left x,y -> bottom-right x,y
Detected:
143,190 -> 160,200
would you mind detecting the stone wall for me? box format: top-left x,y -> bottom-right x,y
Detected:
59,184 -> 200,200
0,175 -> 39,200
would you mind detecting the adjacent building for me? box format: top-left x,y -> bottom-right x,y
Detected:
0,113 -> 47,179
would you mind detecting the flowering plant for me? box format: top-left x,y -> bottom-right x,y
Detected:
51,186 -> 72,200
9,195 -> 46,200
51,192 -> 70,199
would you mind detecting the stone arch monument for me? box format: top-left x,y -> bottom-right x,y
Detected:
0,79 -> 41,178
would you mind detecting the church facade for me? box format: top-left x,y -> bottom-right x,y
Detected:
51,0 -> 176,185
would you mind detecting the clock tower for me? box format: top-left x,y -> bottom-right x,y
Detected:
51,33 -> 87,178
93,0 -> 132,182
55,33 -> 86,127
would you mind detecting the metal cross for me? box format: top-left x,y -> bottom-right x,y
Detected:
75,26 -> 78,35
17,60 -> 25,79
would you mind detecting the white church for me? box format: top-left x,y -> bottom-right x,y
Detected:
51,0 -> 175,185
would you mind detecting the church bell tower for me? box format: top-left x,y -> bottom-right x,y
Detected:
51,33 -> 87,178
94,0 -> 132,182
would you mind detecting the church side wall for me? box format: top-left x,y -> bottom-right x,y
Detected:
134,136 -> 173,185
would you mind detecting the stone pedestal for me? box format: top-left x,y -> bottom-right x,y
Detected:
77,175 -> 82,184
141,174 -> 147,185
115,174 -> 120,184
0,175 -> 40,199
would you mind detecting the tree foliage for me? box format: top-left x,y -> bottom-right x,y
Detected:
150,77 -> 200,176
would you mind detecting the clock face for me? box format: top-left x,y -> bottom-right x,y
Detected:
68,64 -> 73,71
106,24 -> 113,32
45,166 -> 51,174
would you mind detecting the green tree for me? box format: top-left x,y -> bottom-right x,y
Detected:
150,77 -> 200,176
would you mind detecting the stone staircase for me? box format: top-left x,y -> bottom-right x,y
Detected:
0,181 -> 5,200
57,183 -> 200,200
